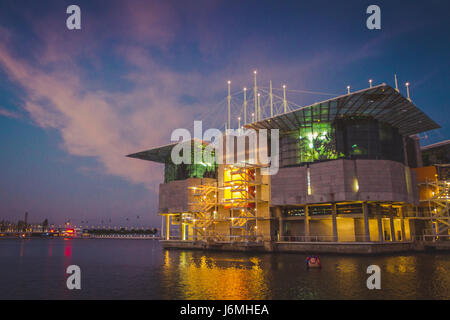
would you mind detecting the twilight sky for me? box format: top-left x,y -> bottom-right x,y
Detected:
0,0 -> 449,227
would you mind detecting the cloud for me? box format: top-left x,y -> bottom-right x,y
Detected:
0,1 -> 373,191
0,37 -> 197,189
0,23 -> 335,191
0,107 -> 20,119
0,2 -> 227,190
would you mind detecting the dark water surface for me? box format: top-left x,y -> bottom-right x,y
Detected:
0,238 -> 449,299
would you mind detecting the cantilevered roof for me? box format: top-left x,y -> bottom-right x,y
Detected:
245,84 -> 440,136
421,139 -> 450,151
127,138 -> 209,163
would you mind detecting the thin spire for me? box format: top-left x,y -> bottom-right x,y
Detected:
227,80 -> 231,129
243,87 -> 247,125
254,70 -> 258,122
406,82 -> 411,101
257,93 -> 261,120
270,80 -> 273,117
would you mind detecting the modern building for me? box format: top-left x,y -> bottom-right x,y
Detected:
128,83 -> 447,253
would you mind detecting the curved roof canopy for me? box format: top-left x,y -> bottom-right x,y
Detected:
127,138 -> 209,163
245,84 -> 440,136
421,139 -> 450,151
128,84 -> 441,164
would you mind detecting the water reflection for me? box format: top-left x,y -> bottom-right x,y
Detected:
64,239 -> 72,257
162,250 -> 268,299
19,240 -> 25,257
1,239 -> 449,299
47,240 -> 53,257
161,249 -> 450,300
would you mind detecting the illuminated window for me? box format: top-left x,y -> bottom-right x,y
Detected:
307,167 -> 312,195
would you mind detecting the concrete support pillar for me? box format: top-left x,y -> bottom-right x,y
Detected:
277,207 -> 284,241
400,207 -> 406,242
193,219 -> 197,241
377,216 -> 384,242
433,222 -> 439,238
390,217 -> 396,242
161,215 -> 164,240
402,136 -> 409,166
332,203 -> 338,242
304,205 -> 310,241
165,215 -> 170,240
363,202 -> 370,242
180,220 -> 185,241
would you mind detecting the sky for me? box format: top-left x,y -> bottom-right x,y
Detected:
0,0 -> 449,227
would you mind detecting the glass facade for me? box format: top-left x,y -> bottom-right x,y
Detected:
335,118 -> 404,163
164,145 -> 218,183
336,203 -> 362,215
422,143 -> 450,166
279,117 -> 405,167
280,122 -> 341,167
283,204 -> 363,216
309,205 -> 333,216
284,207 -> 305,217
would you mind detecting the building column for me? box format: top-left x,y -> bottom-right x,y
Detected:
180,216 -> 185,241
433,222 -> 439,239
277,207 -> 283,241
193,219 -> 197,241
400,207 -> 407,242
332,203 -> 338,242
402,136 -> 409,166
304,205 -> 310,241
165,215 -> 170,240
377,216 -> 384,242
390,217 -> 396,242
363,202 -> 371,242
161,215 -> 164,240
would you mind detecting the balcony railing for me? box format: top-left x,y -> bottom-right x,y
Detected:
165,234 -> 265,243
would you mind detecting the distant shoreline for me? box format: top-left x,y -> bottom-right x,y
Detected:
0,235 -> 161,240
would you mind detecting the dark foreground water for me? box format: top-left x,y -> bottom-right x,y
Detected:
0,238 -> 449,299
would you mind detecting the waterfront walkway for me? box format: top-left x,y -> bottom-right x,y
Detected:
161,237 -> 450,254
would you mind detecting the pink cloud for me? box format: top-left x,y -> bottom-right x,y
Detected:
0,3 -> 362,191
0,107 -> 20,119
0,38 -> 195,189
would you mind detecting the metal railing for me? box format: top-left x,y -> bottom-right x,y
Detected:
165,234 -> 265,243
415,234 -> 450,242
278,235 -> 371,243
90,234 -> 160,239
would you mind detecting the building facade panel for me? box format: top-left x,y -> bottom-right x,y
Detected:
271,159 -> 418,205
159,178 -> 216,213
270,166 -> 308,205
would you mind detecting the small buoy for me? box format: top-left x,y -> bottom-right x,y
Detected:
306,255 -> 321,269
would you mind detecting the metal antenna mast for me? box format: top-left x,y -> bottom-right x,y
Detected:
406,82 -> 411,101
395,74 -> 399,92
227,80 -> 231,129
258,93 -> 261,120
270,80 -> 273,117
254,70 -> 258,122
243,87 -> 247,125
